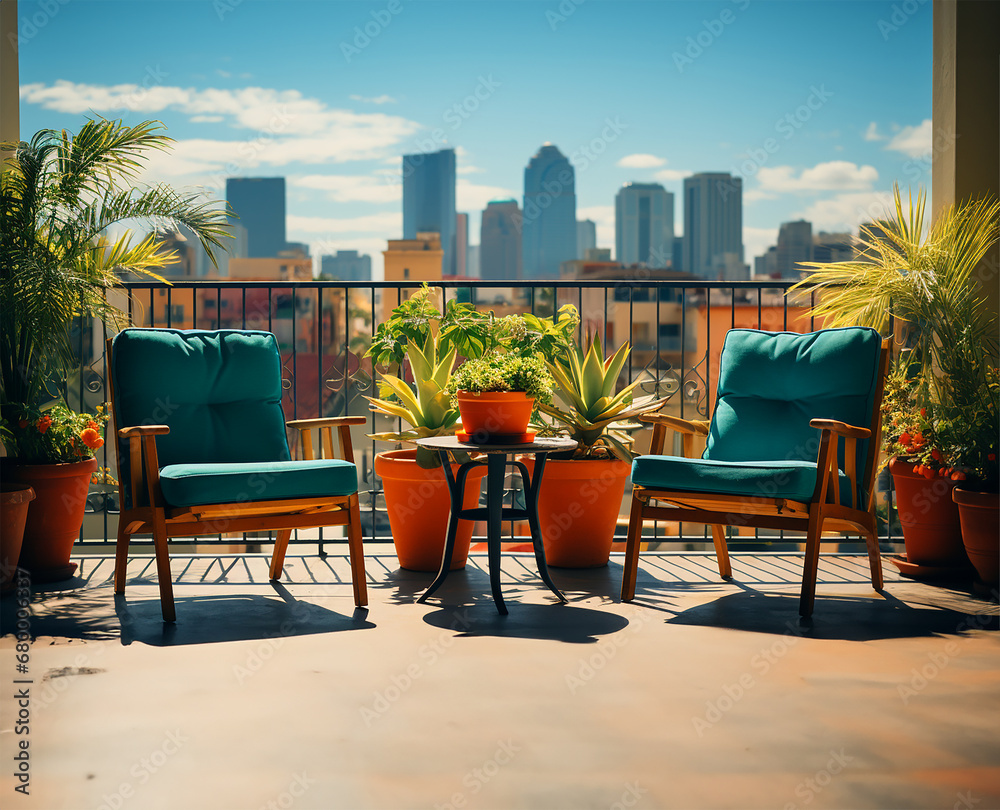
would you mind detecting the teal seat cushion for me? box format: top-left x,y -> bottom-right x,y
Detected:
159,460 -> 359,507
704,327 -> 881,505
631,456 -> 852,504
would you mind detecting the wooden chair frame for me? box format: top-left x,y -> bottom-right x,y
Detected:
620,338 -> 891,617
106,338 -> 368,622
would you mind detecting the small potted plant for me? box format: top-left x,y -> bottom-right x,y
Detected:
3,405 -> 107,580
448,353 -> 553,438
529,332 -> 669,568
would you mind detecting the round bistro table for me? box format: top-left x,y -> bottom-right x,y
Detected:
413,435 -> 578,614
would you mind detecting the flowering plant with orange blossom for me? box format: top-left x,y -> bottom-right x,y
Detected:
3,404 -> 108,464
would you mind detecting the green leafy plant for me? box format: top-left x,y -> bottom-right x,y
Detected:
0,118 -> 230,454
2,403 -> 108,465
538,334 -> 669,461
448,355 -> 554,404
791,184 -> 1000,492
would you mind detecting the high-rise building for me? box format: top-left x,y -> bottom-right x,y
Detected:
522,144 -> 576,279
455,213 -> 468,277
321,250 -> 372,282
381,232 -> 444,323
226,177 -> 287,258
615,182 -> 674,267
480,198 -> 522,281
776,220 -> 812,277
812,231 -> 854,264
682,172 -> 744,280
402,148 -> 457,276
576,219 -> 596,259
467,244 -> 480,278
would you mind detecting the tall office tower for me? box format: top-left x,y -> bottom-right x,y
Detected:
321,250 -> 372,282
615,182 -> 674,267
480,198 -> 523,281
455,213 -> 468,276
402,148 -> 457,276
775,220 -> 813,277
812,231 -> 854,264
226,177 -> 287,258
467,244 -> 481,278
522,143 -> 577,279
682,172 -> 743,279
577,219 -> 597,259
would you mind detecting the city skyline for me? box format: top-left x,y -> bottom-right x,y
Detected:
15,0 -> 932,278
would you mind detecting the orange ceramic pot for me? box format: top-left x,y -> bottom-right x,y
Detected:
953,488 -> 999,587
456,392 -> 533,437
890,458 -> 968,569
375,448 -> 487,572
11,457 -> 98,582
523,457 -> 630,568
0,483 -> 35,591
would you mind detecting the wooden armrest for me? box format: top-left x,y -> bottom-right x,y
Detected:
119,425 -> 170,438
809,419 -> 870,439
286,416 -> 367,429
639,413 -> 710,436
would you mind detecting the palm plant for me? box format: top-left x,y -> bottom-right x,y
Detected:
538,334 -> 669,461
790,184 -> 1000,489
0,118 -> 230,419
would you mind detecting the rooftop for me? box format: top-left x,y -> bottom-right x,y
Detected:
3,550 -> 998,809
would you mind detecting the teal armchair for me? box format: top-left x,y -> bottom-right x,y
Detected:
620,327 -> 890,617
108,328 -> 367,621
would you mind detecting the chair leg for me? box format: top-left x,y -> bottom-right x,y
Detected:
620,491 -> 645,601
150,512 -> 176,623
863,528 -> 884,591
798,506 -> 825,618
269,529 -> 293,581
711,525 -> 733,579
114,520 -> 134,595
345,493 -> 368,607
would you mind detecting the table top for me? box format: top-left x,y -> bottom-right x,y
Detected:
414,435 -> 578,455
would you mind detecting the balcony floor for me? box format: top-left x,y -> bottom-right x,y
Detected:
1,551 -> 998,810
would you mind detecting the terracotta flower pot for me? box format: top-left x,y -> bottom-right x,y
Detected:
523,456 -> 630,568
890,457 -> 968,569
456,392 -> 533,437
375,448 -> 487,572
10,457 -> 98,582
0,483 -> 35,591
952,488 -> 999,587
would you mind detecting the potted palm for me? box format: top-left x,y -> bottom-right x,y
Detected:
529,333 -> 669,567
0,118 -> 229,580
791,185 -> 999,576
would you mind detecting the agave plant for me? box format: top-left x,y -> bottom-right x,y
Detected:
0,118 -> 229,418
539,334 -> 669,461
365,333 -> 462,467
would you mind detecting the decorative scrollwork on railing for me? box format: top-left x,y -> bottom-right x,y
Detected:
631,350 -> 710,420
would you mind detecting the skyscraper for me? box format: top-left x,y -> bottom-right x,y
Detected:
402,148 -> 457,276
615,182 -> 674,266
226,177 -> 287,258
320,250 -> 372,282
682,172 -> 744,280
455,212 -> 468,277
480,198 -> 522,281
576,219 -> 596,259
776,220 -> 813,277
522,144 -> 576,279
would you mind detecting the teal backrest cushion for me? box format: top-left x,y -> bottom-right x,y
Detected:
704,328 -> 881,499
112,329 -> 291,503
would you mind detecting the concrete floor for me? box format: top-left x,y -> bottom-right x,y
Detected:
1,551 -> 998,810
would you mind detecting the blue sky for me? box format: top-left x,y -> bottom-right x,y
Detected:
15,0 -> 932,277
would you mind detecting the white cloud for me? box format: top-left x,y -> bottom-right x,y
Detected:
288,212 -> 402,235
456,179 -> 518,213
744,227 -> 778,261
617,153 -> 666,169
756,161 -> 878,193
795,191 -> 896,233
886,119 -> 932,158
577,205 -> 614,250
296,174 -> 401,204
190,115 -> 224,123
863,121 -> 884,142
652,168 -> 691,183
349,94 -> 397,105
744,189 -> 776,204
